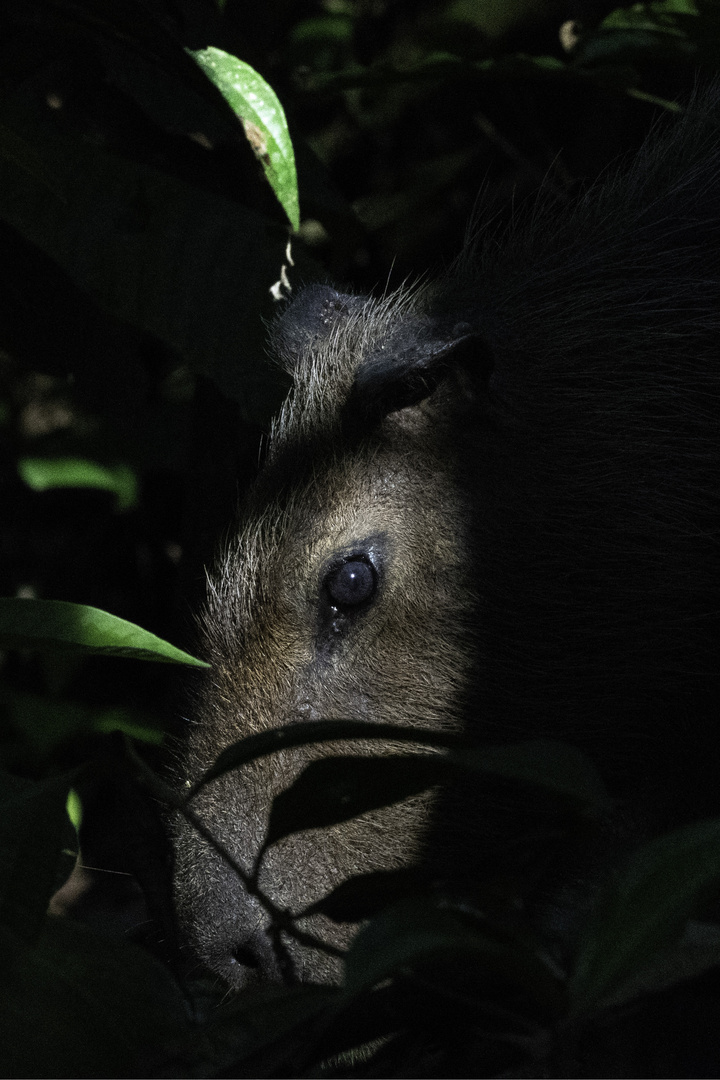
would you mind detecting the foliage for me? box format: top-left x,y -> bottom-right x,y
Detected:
5,687 -> 720,1075
0,597 -> 208,666
189,46 -> 300,232
1,0 -> 720,1077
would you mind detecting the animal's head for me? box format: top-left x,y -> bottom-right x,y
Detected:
173,284 -> 491,987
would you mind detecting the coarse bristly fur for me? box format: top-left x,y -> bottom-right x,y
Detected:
173,82 -> 720,1024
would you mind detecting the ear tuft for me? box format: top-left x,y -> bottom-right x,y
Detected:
346,320 -> 492,423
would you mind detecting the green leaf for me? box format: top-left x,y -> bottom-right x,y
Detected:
344,898 -> 566,1018
18,457 -> 138,511
300,53 -> 569,94
66,789 -> 82,832
189,47 -> 300,231
444,0 -> 557,39
602,0 -> 699,31
463,740 -> 612,817
1,685 -> 165,753
290,14 -> 355,47
600,920 -> 720,1010
574,0 -> 712,72
0,919 -> 186,1078
0,97 -> 288,421
571,817 -> 720,1012
0,771 -> 76,942
0,598 -> 207,667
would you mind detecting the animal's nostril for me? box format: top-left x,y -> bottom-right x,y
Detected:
231,943 -> 261,969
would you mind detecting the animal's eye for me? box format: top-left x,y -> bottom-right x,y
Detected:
325,558 -> 376,608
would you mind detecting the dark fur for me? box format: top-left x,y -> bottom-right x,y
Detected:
173,87 -> 720,997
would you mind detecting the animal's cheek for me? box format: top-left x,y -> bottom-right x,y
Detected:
256,794 -> 432,908
173,759 -> 434,987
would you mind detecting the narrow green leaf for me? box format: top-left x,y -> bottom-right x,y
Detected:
18,457 -> 138,511
189,47 -> 300,231
66,789 -> 82,832
571,817 -> 720,1012
0,598 -> 207,667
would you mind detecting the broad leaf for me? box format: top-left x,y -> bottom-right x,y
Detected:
190,48 -> 300,231
601,920 -> 720,1011
0,598 -> 207,666
344,898 -> 566,1018
571,816 -> 720,1011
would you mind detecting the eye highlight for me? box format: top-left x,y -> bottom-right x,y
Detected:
325,558 -> 377,608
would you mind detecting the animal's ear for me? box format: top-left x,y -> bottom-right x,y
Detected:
271,285 -> 364,372
346,319 -> 493,424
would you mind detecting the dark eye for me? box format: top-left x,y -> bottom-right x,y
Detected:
326,559 -> 376,608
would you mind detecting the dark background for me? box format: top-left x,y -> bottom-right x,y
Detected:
0,3 -> 718,1074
